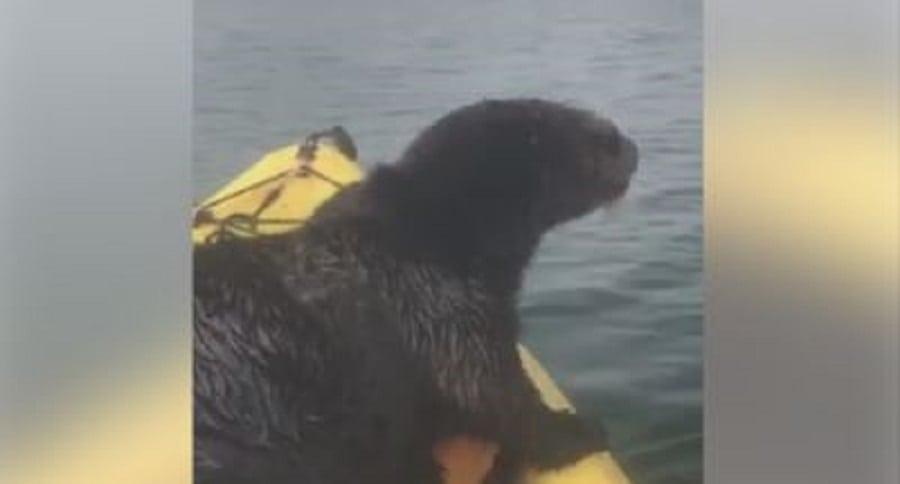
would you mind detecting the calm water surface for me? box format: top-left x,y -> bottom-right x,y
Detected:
196,1 -> 702,482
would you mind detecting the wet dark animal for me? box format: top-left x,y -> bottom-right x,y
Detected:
194,98 -> 639,483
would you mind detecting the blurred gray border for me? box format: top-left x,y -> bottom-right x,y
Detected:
1,0 -> 897,482
1,0 -> 191,436
706,1 -> 899,483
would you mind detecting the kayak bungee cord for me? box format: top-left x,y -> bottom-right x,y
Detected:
194,130 -> 352,244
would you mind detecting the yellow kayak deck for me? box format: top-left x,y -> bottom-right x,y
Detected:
193,131 -> 631,484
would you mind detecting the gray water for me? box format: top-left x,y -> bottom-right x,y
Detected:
195,0 -> 702,482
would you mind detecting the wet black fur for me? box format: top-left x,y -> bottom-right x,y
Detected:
194,98 -> 638,484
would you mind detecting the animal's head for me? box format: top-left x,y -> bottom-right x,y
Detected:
393,98 -> 638,235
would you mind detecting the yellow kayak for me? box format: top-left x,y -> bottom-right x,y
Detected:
193,129 -> 632,484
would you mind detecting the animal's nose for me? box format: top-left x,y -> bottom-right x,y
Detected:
619,134 -> 639,174
592,119 -> 638,174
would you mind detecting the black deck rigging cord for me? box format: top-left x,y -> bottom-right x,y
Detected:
194,127 -> 356,244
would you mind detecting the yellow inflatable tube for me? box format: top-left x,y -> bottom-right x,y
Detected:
192,132 -> 632,484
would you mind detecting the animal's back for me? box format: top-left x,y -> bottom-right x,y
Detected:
193,231 -> 422,484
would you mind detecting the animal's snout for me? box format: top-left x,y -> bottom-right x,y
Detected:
588,118 -> 637,166
589,117 -> 638,183
619,134 -> 639,176
588,118 -> 624,155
